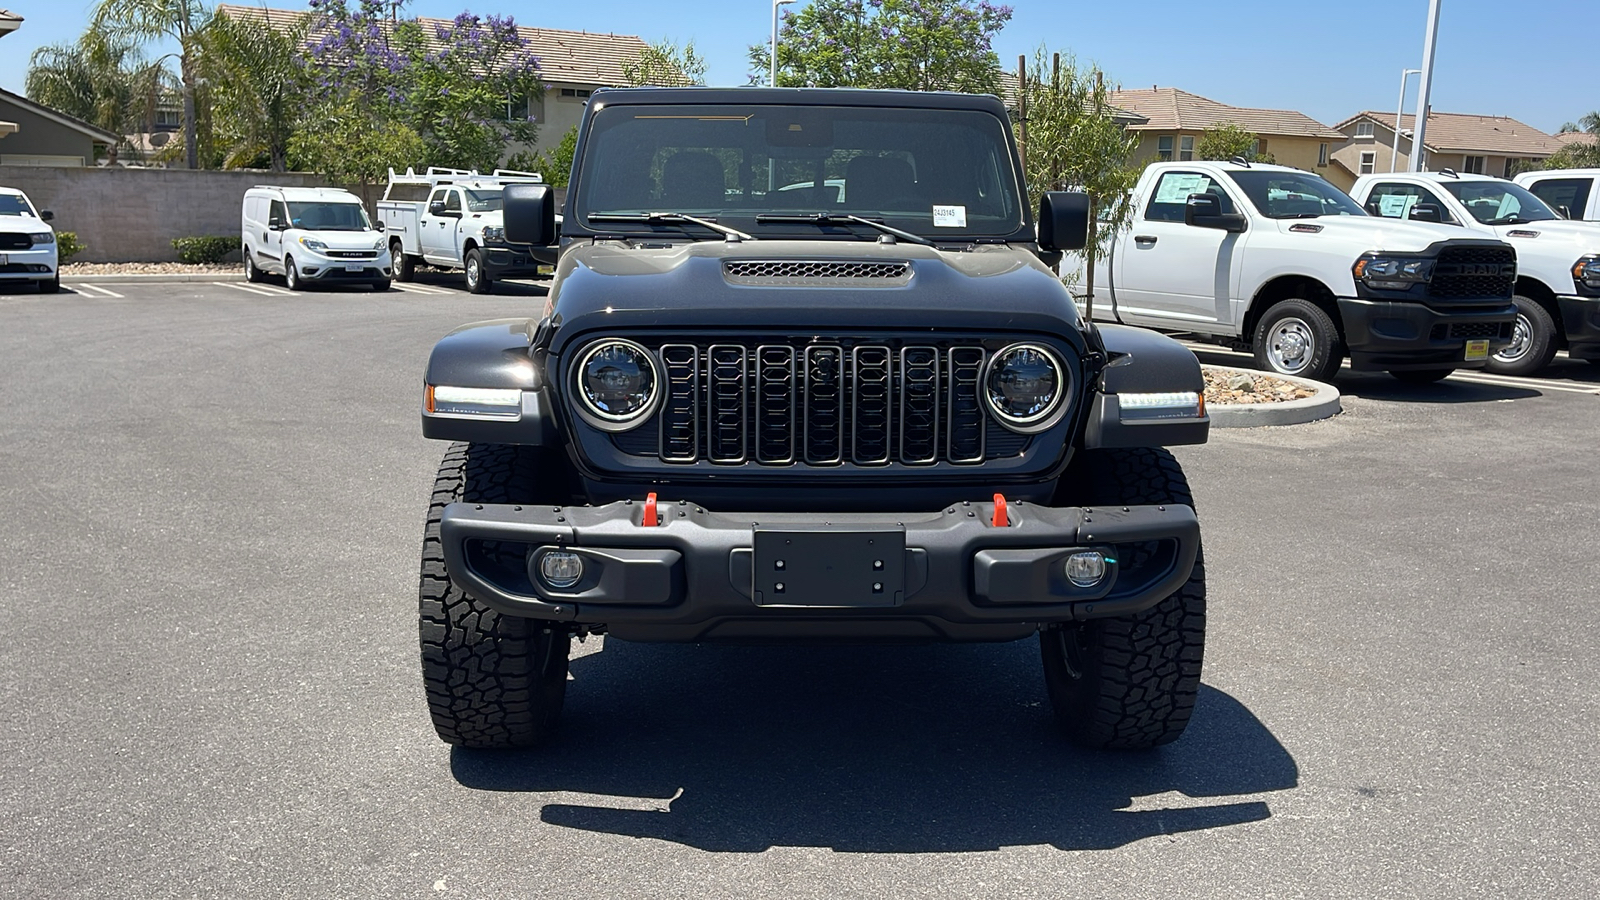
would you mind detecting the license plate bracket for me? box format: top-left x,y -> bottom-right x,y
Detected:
1465,339 -> 1489,360
752,527 -> 906,607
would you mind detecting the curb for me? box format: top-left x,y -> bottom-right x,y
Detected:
1204,366 -> 1341,427
62,272 -> 245,283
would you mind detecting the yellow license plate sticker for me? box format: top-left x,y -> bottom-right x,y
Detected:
1465,339 -> 1489,360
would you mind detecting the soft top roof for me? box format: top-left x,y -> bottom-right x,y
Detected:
589,86 -> 1009,117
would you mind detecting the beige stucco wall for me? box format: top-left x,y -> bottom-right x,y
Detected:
1329,126 -> 1547,189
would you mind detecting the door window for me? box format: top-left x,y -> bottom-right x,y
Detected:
1524,178 -> 1593,219
1362,182 -> 1456,224
269,200 -> 288,226
443,191 -> 462,214
428,188 -> 451,212
1144,172 -> 1234,222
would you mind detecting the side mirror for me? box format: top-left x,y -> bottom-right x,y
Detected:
374,220 -> 386,232
1409,203 -> 1443,223
1184,194 -> 1247,233
268,216 -> 285,231
1557,205 -> 1573,220
503,182 -> 556,246
40,210 -> 54,222
1037,191 -> 1090,252
428,199 -> 448,216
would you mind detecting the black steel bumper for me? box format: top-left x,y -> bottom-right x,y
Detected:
1337,297 -> 1516,371
483,242 -> 554,277
1558,295 -> 1600,360
439,497 -> 1200,643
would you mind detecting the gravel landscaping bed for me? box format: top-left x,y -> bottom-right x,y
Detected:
61,262 -> 242,276
1204,367 -> 1318,406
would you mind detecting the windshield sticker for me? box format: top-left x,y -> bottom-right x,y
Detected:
1378,194 -> 1417,218
1154,174 -> 1210,204
933,205 -> 967,227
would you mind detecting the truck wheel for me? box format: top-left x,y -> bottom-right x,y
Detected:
392,240 -> 415,282
1252,299 -> 1342,382
465,248 -> 492,294
284,256 -> 304,291
1484,296 -> 1557,376
244,254 -> 264,283
1042,447 -> 1205,750
420,442 -> 570,748
1388,368 -> 1454,383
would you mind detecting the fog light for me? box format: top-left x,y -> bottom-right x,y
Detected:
1065,551 -> 1107,588
539,551 -> 584,589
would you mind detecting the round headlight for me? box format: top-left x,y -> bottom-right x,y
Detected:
983,342 -> 1068,432
574,339 -> 659,430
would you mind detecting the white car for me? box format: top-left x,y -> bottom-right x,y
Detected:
1350,171 -> 1600,374
242,186 -> 393,291
0,186 -> 59,293
1514,168 -> 1600,222
1070,161 -> 1519,383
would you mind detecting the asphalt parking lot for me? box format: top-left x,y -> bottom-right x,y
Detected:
2,278 -> 1598,899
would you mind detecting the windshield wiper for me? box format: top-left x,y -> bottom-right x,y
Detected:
589,212 -> 754,241
754,213 -> 935,246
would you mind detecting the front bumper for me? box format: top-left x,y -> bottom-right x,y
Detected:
439,496 -> 1200,643
483,242 -> 554,277
1558,295 -> 1600,360
0,247 -> 57,281
298,257 -> 392,284
1337,297 -> 1516,371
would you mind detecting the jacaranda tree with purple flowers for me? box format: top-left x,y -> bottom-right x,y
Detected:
751,0 -> 1011,93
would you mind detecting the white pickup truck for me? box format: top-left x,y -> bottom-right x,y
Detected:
1515,168 -> 1600,222
377,168 -> 560,294
1071,161 -> 1520,383
1351,171 -> 1600,373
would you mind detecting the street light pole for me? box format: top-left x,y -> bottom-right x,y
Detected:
1410,0 -> 1441,172
771,0 -> 795,87
1391,68 -> 1421,173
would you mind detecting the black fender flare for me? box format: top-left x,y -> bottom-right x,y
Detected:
421,318 -> 555,445
1082,324 -> 1210,449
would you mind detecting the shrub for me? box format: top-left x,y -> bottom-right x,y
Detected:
172,236 -> 240,265
56,231 -> 86,263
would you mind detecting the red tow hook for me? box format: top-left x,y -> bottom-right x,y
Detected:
991,493 -> 1009,527
642,492 -> 659,527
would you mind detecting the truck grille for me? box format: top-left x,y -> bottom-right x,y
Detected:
1429,246 -> 1516,300
1431,321 -> 1511,340
624,339 -> 1039,467
0,233 -> 32,250
723,260 -> 910,284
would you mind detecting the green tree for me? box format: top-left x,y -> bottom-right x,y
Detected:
624,38 -> 707,87
91,0 -> 211,169
25,31 -> 171,160
752,0 -> 1012,92
1194,122 -> 1276,164
199,11 -> 309,170
1543,111 -> 1600,169
288,99 -> 426,191
507,125 -> 578,187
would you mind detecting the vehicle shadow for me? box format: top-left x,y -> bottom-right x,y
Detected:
408,269 -> 551,297
450,640 -> 1298,853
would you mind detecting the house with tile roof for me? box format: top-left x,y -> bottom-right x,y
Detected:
0,8 -> 22,38
1107,87 -> 1345,177
217,4 -> 657,159
1328,110 -> 1564,189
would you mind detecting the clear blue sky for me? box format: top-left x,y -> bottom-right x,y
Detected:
1,0 -> 1591,133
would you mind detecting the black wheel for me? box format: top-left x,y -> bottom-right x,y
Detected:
464,247 -> 492,294
39,275 -> 60,294
284,255 -> 303,291
372,280 -> 392,292
1252,298 -> 1343,382
1042,447 -> 1206,750
244,253 -> 264,283
420,443 -> 570,748
392,240 -> 415,282
1388,368 -> 1454,383
1484,295 -> 1557,376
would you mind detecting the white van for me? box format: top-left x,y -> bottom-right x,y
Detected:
242,186 -> 393,291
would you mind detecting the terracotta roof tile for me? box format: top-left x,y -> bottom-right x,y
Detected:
1335,110 -> 1564,156
1107,87 -> 1344,140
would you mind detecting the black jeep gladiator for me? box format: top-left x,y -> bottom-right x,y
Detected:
418,88 -> 1212,750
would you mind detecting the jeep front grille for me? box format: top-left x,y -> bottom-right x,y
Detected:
1429,245 -> 1516,300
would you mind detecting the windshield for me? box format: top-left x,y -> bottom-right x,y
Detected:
464,188 -> 503,213
0,194 -> 37,217
285,201 -> 372,231
574,103 -> 1023,238
1225,171 -> 1366,219
1440,180 -> 1559,225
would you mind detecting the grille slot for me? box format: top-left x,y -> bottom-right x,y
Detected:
1429,245 -> 1516,300
946,347 -> 987,464
804,346 -> 845,464
0,233 -> 31,251
706,345 -> 748,463
1439,321 -> 1508,340
755,346 -> 796,464
659,344 -> 699,462
898,347 -> 940,464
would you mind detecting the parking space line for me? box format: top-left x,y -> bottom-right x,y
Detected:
74,284 -> 124,298
392,283 -> 452,295
248,283 -> 295,296
214,281 -> 278,296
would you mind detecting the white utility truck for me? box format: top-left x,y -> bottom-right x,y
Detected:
1351,170 -> 1600,374
1071,160 -> 1520,383
377,167 -> 559,294
1514,168 -> 1600,222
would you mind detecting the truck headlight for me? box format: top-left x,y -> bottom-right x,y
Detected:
983,343 -> 1068,433
1354,255 -> 1433,291
298,237 -> 329,253
573,339 -> 659,430
373,238 -> 386,251
482,226 -> 505,242
28,232 -> 55,245
1575,255 -> 1600,290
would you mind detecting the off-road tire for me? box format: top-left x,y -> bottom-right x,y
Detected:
1042,447 -> 1206,750
244,254 -> 264,283
465,248 -> 492,294
1484,295 -> 1557,376
1252,298 -> 1343,383
392,240 -> 415,282
1388,368 -> 1454,383
420,442 -> 570,748
284,255 -> 304,291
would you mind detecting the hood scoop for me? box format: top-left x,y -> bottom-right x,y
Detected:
723,260 -> 911,286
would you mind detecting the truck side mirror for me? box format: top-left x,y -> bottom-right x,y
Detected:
268,216 -> 285,231
1184,194 -> 1246,233
428,199 -> 448,216
40,210 -> 54,222
1557,205 -> 1573,220
1037,191 -> 1090,252
503,183 -> 556,246
374,220 -> 386,232
1409,203 -> 1443,223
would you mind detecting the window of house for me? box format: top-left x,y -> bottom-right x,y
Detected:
1253,139 -> 1268,158
1355,122 -> 1375,138
1318,143 -> 1329,167
1157,135 -> 1174,161
1502,158 -> 1527,179
559,88 -> 593,101
1360,151 -> 1375,175
154,108 -> 181,128
1179,135 -> 1195,161
1463,155 -> 1486,175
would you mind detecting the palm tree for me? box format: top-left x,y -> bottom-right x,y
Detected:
199,12 -> 308,171
25,32 -> 172,160
91,0 -> 211,169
